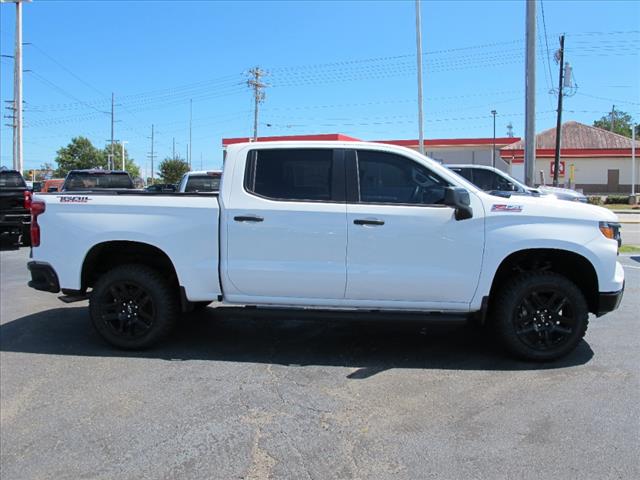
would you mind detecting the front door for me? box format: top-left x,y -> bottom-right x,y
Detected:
224,148 -> 347,301
607,169 -> 620,193
345,149 -> 484,308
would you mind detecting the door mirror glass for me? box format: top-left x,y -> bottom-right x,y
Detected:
444,187 -> 473,220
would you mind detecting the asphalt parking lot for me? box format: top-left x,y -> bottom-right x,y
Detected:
1,248 -> 639,480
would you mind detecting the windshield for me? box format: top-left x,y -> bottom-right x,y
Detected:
185,175 -> 221,192
64,172 -> 133,190
0,171 -> 26,188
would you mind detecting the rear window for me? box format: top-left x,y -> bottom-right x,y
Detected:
64,172 -> 133,190
185,175 -> 221,192
0,171 -> 26,188
245,149 -> 333,201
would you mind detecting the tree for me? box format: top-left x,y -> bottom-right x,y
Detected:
102,142 -> 140,178
158,157 -> 190,184
54,137 -> 105,176
593,110 -> 640,138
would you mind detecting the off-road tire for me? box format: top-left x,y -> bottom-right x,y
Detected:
89,264 -> 178,349
492,271 -> 589,362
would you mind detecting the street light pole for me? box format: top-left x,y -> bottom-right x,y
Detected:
121,141 -> 128,171
415,0 -> 425,155
491,110 -> 497,168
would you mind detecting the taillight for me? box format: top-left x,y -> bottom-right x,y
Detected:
23,190 -> 32,210
30,200 -> 46,247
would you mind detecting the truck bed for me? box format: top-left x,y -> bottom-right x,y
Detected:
32,191 -> 221,301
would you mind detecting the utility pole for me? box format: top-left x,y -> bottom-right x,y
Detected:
172,137 -> 176,160
491,110 -> 497,168
189,99 -> 193,166
110,92 -> 115,170
553,35 -> 565,187
7,0 -> 29,173
415,0 -> 425,154
200,152 -> 203,170
610,105 -> 616,132
147,124 -> 156,184
247,67 -> 267,141
632,123 -> 636,197
524,0 -> 536,187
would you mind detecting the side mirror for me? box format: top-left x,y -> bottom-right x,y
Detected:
444,187 -> 473,220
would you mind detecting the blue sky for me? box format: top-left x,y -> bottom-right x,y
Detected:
1,0 -> 638,176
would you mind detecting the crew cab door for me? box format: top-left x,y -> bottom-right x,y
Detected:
222,148 -> 347,301
345,149 -> 484,308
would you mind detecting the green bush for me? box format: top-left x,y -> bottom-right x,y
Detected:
605,195 -> 629,205
588,196 -> 604,205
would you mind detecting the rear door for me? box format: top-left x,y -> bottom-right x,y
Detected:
223,148 -> 348,301
345,149 -> 484,308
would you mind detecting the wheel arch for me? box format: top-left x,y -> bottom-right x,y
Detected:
81,240 -> 180,292
489,248 -> 599,314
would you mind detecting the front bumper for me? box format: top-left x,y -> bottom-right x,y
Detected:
596,282 -> 624,317
27,261 -> 60,293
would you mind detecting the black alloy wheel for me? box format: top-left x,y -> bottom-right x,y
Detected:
97,281 -> 155,339
512,289 -> 577,351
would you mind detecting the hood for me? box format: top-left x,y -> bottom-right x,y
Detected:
478,191 -> 616,223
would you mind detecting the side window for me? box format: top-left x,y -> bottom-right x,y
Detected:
494,173 -> 514,191
246,149 -> 333,201
356,150 -> 449,205
451,167 -> 473,182
472,169 -> 498,191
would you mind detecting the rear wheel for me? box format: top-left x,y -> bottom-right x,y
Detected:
492,271 -> 589,361
89,264 -> 178,349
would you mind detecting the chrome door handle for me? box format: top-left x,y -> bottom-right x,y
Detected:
353,219 -> 384,226
234,215 -> 264,222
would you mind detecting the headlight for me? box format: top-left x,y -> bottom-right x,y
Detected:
599,221 -> 622,247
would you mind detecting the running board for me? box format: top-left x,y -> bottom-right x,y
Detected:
58,293 -> 88,303
215,306 -> 472,324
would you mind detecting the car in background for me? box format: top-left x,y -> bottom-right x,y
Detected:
177,170 -> 222,193
0,167 -> 30,248
445,164 -> 587,202
62,169 -> 134,191
536,184 -> 589,203
42,179 -> 65,193
145,183 -> 177,192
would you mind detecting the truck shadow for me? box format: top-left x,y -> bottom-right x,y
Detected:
0,306 -> 593,376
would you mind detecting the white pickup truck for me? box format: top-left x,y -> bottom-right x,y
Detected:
27,141 -> 624,361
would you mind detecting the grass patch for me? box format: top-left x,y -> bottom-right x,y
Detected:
604,204 -> 640,210
620,245 -> 640,253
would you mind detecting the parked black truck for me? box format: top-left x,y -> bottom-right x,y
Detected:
0,167 -> 30,249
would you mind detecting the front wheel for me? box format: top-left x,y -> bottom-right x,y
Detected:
492,272 -> 589,362
89,264 -> 178,349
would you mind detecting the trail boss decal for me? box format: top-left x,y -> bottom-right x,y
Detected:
491,204 -> 523,212
57,196 -> 91,203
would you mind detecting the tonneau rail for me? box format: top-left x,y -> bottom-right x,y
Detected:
36,189 -> 218,197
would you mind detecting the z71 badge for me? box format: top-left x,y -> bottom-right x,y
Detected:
491,204 -> 523,212
57,196 -> 91,203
